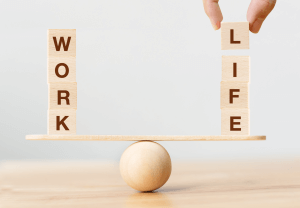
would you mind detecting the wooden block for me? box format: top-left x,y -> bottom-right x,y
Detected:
221,22 -> 249,50
48,29 -> 76,57
48,57 -> 76,83
48,83 -> 77,109
48,109 -> 76,135
222,56 -> 250,82
221,108 -> 249,135
220,82 -> 249,109
26,135 -> 265,141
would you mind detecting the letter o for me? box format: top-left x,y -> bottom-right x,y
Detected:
55,63 -> 69,78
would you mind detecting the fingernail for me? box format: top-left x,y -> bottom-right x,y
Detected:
211,20 -> 220,30
250,19 -> 263,33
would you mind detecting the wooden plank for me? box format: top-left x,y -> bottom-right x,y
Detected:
220,81 -> 249,109
221,108 -> 250,135
48,109 -> 76,135
222,56 -> 250,82
48,82 -> 77,109
48,57 -> 76,83
48,29 -> 76,57
221,22 -> 249,50
26,135 -> 265,141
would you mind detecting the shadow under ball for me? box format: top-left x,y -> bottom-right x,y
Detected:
120,141 -> 172,192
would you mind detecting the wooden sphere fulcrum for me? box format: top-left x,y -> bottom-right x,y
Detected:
120,141 -> 172,192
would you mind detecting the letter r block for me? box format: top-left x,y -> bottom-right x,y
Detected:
220,82 -> 249,109
48,83 -> 77,109
221,108 -> 249,135
221,22 -> 249,50
48,29 -> 76,57
48,109 -> 76,135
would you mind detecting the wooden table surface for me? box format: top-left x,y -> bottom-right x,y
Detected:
1,158 -> 300,208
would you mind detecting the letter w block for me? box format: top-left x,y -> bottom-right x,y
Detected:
48,29 -> 76,57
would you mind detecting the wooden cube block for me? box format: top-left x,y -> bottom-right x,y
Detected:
221,108 -> 249,135
48,83 -> 77,109
220,82 -> 249,108
48,57 -> 76,83
48,109 -> 76,135
48,29 -> 76,57
221,22 -> 249,50
222,56 -> 250,82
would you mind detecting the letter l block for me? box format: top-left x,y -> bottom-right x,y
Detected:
221,22 -> 249,50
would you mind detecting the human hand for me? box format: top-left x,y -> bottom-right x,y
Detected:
202,0 -> 276,33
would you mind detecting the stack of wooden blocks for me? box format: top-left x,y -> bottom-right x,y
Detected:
48,29 -> 77,135
220,22 -> 250,135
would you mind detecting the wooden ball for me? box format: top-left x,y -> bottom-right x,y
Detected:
120,141 -> 172,192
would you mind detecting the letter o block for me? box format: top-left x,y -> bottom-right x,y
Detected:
48,57 -> 76,82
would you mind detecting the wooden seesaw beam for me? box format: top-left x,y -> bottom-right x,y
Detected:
26,135 -> 266,141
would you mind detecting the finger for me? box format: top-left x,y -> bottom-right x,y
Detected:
203,0 -> 223,30
247,0 -> 276,33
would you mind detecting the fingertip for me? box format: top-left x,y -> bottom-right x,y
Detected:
249,18 -> 263,33
211,20 -> 221,30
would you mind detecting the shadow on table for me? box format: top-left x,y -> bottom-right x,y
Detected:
125,192 -> 173,208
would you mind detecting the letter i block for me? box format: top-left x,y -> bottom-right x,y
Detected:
48,109 -> 76,135
48,57 -> 76,83
221,22 -> 249,50
48,29 -> 76,57
222,56 -> 250,82
48,83 -> 77,109
221,108 -> 249,135
220,82 -> 249,108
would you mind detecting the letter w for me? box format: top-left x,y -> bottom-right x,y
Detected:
53,37 -> 71,51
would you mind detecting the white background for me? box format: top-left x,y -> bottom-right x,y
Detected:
0,0 -> 299,161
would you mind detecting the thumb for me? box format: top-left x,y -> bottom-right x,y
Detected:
203,0 -> 223,30
247,0 -> 276,33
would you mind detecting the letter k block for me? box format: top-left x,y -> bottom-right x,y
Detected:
48,109 -> 76,135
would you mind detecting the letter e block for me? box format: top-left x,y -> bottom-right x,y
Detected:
48,109 -> 76,135
48,57 -> 76,83
48,29 -> 76,57
221,108 -> 249,135
221,22 -> 249,50
220,82 -> 249,109
48,83 -> 77,109
222,56 -> 250,82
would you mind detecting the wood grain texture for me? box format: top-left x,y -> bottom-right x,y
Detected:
26,135 -> 265,141
48,57 -> 76,83
48,109 -> 76,135
221,22 -> 249,50
1,158 -> 300,207
221,108 -> 250,135
220,81 -> 249,109
48,82 -> 77,109
222,56 -> 250,82
48,29 -> 76,57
